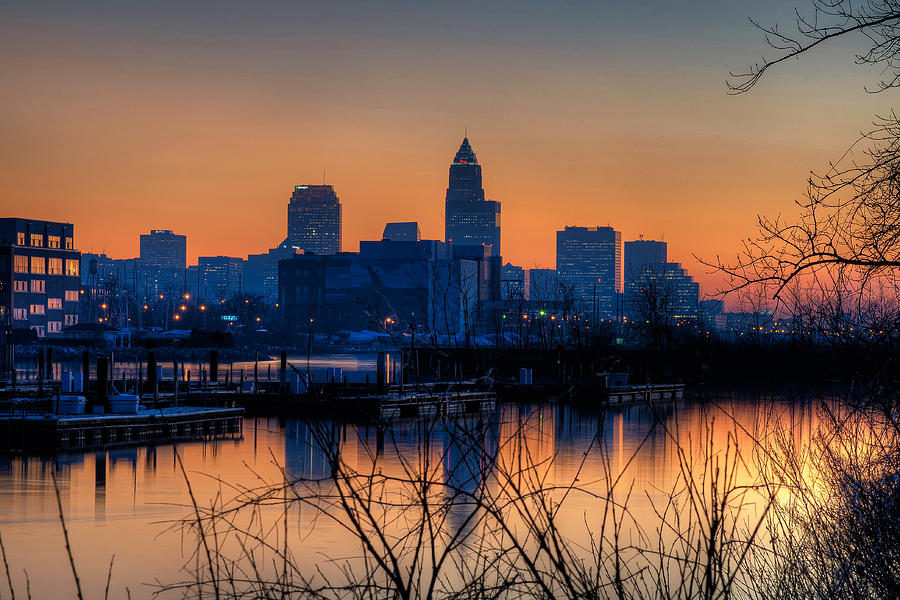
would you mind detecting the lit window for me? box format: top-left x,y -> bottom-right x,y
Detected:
13,280 -> 27,292
30,256 -> 45,274
30,234 -> 43,247
65,290 -> 79,301
13,308 -> 27,320
65,260 -> 79,276
16,232 -> 25,245
48,298 -> 63,309
65,314 -> 79,326
14,256 -> 28,273
48,257 -> 63,275
30,280 -> 45,293
47,235 -> 61,249
47,321 -> 63,333
29,304 -> 45,315
65,237 -> 73,250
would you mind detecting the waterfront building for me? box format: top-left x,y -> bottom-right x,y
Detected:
556,226 -> 622,317
278,239 -> 478,337
287,184 -> 342,255
444,137 -> 501,257
198,256 -> 244,301
382,221 -> 421,242
0,218 -> 81,338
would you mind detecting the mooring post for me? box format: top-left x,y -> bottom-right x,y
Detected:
280,350 -> 287,393
81,350 -> 90,395
376,352 -> 386,394
210,349 -> 218,384
96,355 -> 109,412
37,347 -> 45,393
148,350 -> 158,408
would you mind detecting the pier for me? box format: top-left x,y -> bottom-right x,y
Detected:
2,406 -> 244,453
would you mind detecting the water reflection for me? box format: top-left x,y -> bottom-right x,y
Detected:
0,394 -> 821,599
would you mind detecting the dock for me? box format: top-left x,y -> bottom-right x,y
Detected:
2,406 -> 244,453
607,383 -> 685,404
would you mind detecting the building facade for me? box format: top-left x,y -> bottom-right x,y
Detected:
278,240 -> 479,337
444,137 -> 501,257
382,222 -> 421,242
244,245 -> 298,303
624,240 -> 667,282
0,218 -> 81,338
287,185 -> 342,255
139,229 -> 187,297
198,256 -> 244,301
556,226 -> 622,318
625,261 -> 700,321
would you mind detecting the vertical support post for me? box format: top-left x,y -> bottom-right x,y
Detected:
46,347 -> 53,383
209,349 -> 218,384
148,350 -> 158,408
96,355 -> 109,412
280,350 -> 287,393
82,350 -> 90,395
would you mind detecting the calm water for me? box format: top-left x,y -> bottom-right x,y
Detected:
0,393 -> 822,599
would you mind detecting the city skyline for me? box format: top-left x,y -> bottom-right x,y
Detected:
1,1 -> 885,292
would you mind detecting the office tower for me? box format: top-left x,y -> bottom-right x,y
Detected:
140,229 -> 186,268
625,261 -> 700,320
198,256 -> 244,301
382,222 -> 421,242
444,137 -> 501,256
287,185 -> 342,255
0,218 -> 81,338
244,245 -> 298,302
556,226 -> 622,317
139,229 -> 186,297
624,240 -> 667,282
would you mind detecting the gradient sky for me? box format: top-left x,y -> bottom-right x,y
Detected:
0,1 -> 889,293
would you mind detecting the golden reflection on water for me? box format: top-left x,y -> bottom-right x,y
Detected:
0,395 -> 823,599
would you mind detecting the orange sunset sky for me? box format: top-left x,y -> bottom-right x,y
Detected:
0,1 -> 889,293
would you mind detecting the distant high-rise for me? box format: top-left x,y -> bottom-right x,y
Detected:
556,226 -> 622,317
624,240 -> 667,283
382,222 -> 421,242
140,229 -> 186,269
287,185 -> 341,255
198,256 -> 244,301
444,137 -> 501,256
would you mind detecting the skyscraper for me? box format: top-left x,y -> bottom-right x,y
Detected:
444,137 -> 501,257
140,229 -> 186,269
556,226 -> 622,317
138,229 -> 187,297
624,240 -> 667,283
287,185 -> 342,255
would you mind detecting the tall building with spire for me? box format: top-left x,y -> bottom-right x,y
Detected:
444,137 -> 501,257
286,184 -> 342,255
